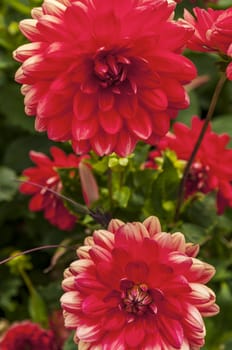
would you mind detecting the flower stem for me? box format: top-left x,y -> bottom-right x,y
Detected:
19,268 -> 35,295
17,179 -> 110,226
174,73 -> 227,222
0,245 -> 75,266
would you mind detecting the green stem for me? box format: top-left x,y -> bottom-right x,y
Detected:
174,73 -> 227,222
107,168 -> 114,210
19,268 -> 35,295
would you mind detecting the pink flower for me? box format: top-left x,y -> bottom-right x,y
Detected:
20,146 -> 92,230
61,216 -> 219,349
183,7 -> 232,79
14,0 -> 196,156
0,321 -> 57,350
147,117 -> 232,214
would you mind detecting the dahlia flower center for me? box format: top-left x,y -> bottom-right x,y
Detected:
121,281 -> 153,315
94,50 -> 129,88
186,162 -> 210,195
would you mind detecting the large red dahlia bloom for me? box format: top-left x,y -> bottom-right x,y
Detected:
14,0 -> 196,156
0,321 -> 57,350
61,216 -> 219,349
20,146 -> 88,230
183,7 -> 232,80
147,117 -> 232,214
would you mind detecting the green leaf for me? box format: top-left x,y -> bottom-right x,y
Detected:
178,223 -> 208,245
212,114 -> 232,147
0,83 -> 35,133
63,332 -> 78,350
113,186 -> 131,208
145,152 -> 180,222
29,290 -> 48,328
3,135 -> 55,173
0,166 -> 18,201
176,91 -> 200,125
0,276 -> 22,312
4,0 -> 31,15
183,194 -> 217,230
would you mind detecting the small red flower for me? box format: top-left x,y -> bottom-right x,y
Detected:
0,321 -> 57,350
14,0 -> 196,156
147,117 -> 232,213
20,146 -> 90,230
61,216 -> 219,349
183,7 -> 232,80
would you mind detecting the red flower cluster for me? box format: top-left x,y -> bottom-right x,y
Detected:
147,117 -> 232,213
20,146 -> 87,230
0,321 -> 57,350
14,0 -> 196,156
61,216 -> 219,349
183,7 -> 232,79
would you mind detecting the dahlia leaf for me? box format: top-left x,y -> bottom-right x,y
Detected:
29,290 -> 48,328
0,84 -> 34,132
0,167 -> 18,202
177,91 -> 200,126
179,223 -> 209,245
212,114 -> 232,148
145,152 -> 180,222
112,186 -> 131,208
63,331 -> 77,350
183,193 -> 217,230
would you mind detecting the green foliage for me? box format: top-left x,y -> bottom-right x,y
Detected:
29,290 -> 48,328
63,332 -> 78,350
0,166 -> 18,201
0,275 -> 22,312
144,151 -> 180,225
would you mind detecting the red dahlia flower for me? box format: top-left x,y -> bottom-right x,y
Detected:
14,0 -> 196,156
0,321 -> 57,350
20,146 -> 91,230
61,216 -> 219,349
147,117 -> 232,214
183,7 -> 232,80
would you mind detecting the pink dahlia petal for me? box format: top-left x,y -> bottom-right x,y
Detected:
82,295 -> 109,317
140,88 -> 168,111
99,110 -> 122,134
72,118 -> 98,141
73,92 -> 97,121
91,132 -> 117,156
127,107 -> 152,139
47,115 -> 72,141
93,229 -> 114,250
19,19 -> 41,41
143,215 -> 162,237
170,232 -> 186,253
76,323 -> 103,343
158,315 -> 184,348
15,0 -> 196,156
226,61 -> 232,80
98,90 -> 115,112
61,216 -> 219,349
114,130 -> 137,157
124,320 -> 145,347
107,218 -> 125,233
